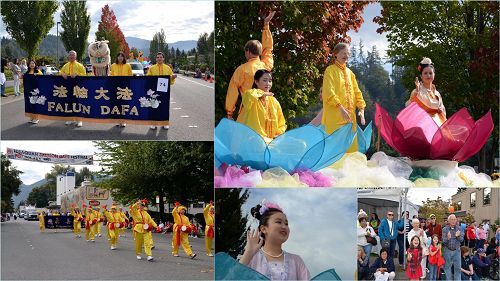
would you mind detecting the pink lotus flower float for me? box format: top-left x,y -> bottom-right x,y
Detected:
375,102 -> 493,161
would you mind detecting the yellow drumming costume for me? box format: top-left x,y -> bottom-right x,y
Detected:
38,213 -> 45,232
102,205 -> 124,249
237,88 -> 286,142
60,61 -> 87,77
129,201 -> 158,259
110,63 -> 133,76
172,203 -> 196,258
203,203 -> 215,256
406,82 -> 446,126
226,22 -> 274,119
95,206 -> 103,237
322,61 -> 366,152
83,205 -> 97,242
147,64 -> 175,84
70,206 -> 83,238
119,208 -> 128,237
144,206 -> 155,249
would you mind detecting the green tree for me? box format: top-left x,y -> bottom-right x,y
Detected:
0,1 -> 59,59
26,183 -> 56,207
95,141 -> 213,222
95,5 -> 130,60
374,1 -> 499,172
215,1 -> 370,126
149,29 -> 169,64
418,197 -> 449,224
60,0 -> 91,62
215,188 -> 249,258
1,154 -> 23,212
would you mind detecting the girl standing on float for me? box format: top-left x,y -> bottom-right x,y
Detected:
70,204 -> 83,238
237,70 -> 286,143
172,202 -> 197,258
321,42 -> 366,152
406,57 -> 446,126
203,201 -> 215,257
239,201 -> 310,280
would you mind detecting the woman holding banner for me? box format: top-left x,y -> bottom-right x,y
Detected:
147,52 -> 176,130
110,51 -> 133,127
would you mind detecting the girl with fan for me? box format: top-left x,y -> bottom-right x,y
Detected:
102,204 -> 124,250
129,200 -> 160,261
203,201 -> 215,257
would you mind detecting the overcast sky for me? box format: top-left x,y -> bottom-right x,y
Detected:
0,1 -> 214,43
241,188 -> 357,280
1,141 -> 101,185
408,188 -> 457,206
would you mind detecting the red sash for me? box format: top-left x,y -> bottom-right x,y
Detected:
207,225 -> 214,238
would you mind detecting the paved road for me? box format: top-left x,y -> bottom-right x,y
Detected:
1,219 -> 214,280
1,76 -> 214,140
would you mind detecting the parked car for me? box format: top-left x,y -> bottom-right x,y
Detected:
129,62 -> 144,76
173,67 -> 180,73
44,65 -> 60,75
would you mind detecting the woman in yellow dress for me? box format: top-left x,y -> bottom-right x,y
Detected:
203,201 -> 215,257
129,200 -> 159,261
237,69 -> 286,143
70,204 -> 83,238
37,211 -> 45,232
172,202 -> 197,259
110,51 -> 133,127
102,204 -> 124,250
405,57 -> 446,126
322,42 -> 366,152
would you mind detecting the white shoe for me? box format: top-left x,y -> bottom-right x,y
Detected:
136,255 -> 142,260
150,126 -> 157,130
173,254 -> 179,257
98,234 -> 101,237
65,121 -> 73,125
190,253 -> 197,259
110,246 -> 116,250
147,256 -> 154,261
163,125 -> 169,129
30,119 -> 39,124
120,123 -> 126,127
76,121 -> 83,127
208,253 -> 214,257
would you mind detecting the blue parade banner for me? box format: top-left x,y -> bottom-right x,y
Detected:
23,74 -> 170,126
44,215 -> 75,229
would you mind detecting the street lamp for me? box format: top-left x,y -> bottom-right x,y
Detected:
56,21 -> 61,67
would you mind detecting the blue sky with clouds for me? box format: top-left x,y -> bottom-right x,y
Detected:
347,2 -> 391,73
241,188 -> 357,280
0,1 -> 214,43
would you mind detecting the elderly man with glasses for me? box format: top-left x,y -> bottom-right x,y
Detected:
378,211 -> 401,260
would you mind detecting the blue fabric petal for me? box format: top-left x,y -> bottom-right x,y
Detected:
310,123 -> 355,171
311,268 -> 342,280
357,121 -> 373,154
215,252 -> 270,280
267,125 -> 326,172
214,118 -> 268,170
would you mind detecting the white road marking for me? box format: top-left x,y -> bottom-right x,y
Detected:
188,125 -> 198,128
177,76 -> 214,89
172,107 -> 182,110
180,115 -> 189,118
